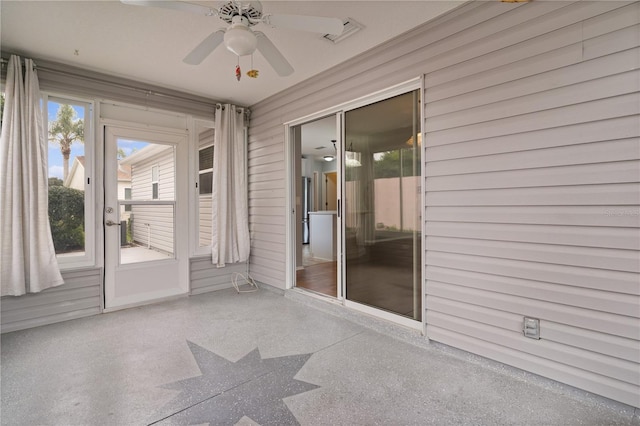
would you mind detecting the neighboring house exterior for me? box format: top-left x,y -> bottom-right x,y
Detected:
198,127 -> 214,248
63,155 -> 86,191
65,155 -> 132,221
120,144 -> 175,255
1,1 -> 638,410
119,131 -> 213,254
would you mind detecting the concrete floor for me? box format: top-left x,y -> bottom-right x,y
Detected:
121,245 -> 173,264
1,287 -> 638,426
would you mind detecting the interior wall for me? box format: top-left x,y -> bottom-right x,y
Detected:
248,1 -> 640,408
1,268 -> 102,333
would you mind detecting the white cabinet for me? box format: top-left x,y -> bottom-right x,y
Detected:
309,211 -> 337,261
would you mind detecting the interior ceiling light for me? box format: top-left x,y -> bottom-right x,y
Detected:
323,155 -> 335,162
224,16 -> 258,56
406,133 -> 422,147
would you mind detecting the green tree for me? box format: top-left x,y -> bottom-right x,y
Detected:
117,147 -> 137,160
48,104 -> 84,181
48,186 -> 84,252
48,177 -> 64,187
373,149 -> 421,179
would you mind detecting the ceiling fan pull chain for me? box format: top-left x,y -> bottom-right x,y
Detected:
247,54 -> 259,79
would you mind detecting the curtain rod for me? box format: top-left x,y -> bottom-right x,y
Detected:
1,56 -> 225,110
1,56 -> 35,70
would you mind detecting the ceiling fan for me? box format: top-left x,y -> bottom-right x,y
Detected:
121,0 -> 344,77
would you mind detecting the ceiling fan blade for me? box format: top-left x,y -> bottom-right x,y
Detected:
120,0 -> 217,17
255,32 -> 294,77
263,14 -> 343,35
183,30 -> 225,65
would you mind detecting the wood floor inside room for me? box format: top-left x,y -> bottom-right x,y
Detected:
296,261 -> 337,297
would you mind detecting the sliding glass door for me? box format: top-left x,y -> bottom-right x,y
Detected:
343,90 -> 422,321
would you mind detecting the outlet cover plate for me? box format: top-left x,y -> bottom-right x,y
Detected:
523,317 -> 540,339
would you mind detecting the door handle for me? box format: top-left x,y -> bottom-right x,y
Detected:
105,220 -> 121,227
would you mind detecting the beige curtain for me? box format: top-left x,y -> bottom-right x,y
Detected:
0,55 -> 64,296
211,104 -> 250,267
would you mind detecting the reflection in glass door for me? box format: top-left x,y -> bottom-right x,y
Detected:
344,90 -> 422,321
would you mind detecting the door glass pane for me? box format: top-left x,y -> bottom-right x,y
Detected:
120,204 -> 174,264
117,139 -> 175,264
344,90 -> 422,321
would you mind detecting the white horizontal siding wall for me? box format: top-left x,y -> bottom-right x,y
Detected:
246,133 -> 288,286
423,1 -> 640,408
130,148 -> 176,254
1,268 -> 102,333
249,1 -> 640,407
199,196 -> 213,247
190,257 -> 247,295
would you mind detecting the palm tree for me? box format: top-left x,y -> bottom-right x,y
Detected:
48,104 -> 84,180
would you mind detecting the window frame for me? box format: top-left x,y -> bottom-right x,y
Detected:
191,118 -> 215,256
43,92 -> 95,270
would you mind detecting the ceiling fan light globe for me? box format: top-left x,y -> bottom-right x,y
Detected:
224,25 -> 258,56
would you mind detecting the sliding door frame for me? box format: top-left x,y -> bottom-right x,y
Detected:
284,77 -> 426,334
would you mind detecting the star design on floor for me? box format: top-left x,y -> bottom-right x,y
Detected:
152,341 -> 319,425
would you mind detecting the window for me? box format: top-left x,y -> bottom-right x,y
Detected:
199,145 -> 213,195
151,164 -> 159,199
45,94 -> 94,268
194,120 -> 215,251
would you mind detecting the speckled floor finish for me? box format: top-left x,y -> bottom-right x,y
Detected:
1,288 -> 638,425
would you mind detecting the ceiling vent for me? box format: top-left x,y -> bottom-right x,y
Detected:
323,18 -> 364,44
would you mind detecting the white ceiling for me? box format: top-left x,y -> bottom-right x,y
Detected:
301,115 -> 336,159
1,0 -> 463,106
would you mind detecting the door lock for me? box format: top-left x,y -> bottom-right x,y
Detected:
105,220 -> 121,227
105,207 -> 114,214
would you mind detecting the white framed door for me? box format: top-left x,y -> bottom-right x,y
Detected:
341,89 -> 423,324
104,125 -> 188,310
287,113 -> 343,298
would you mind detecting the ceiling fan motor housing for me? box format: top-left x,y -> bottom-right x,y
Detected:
218,1 -> 263,25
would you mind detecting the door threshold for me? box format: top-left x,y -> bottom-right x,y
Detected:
103,291 -> 187,313
285,288 -> 428,348
291,286 -> 340,303
344,300 -> 422,331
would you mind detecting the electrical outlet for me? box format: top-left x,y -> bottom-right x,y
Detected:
523,317 -> 540,339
